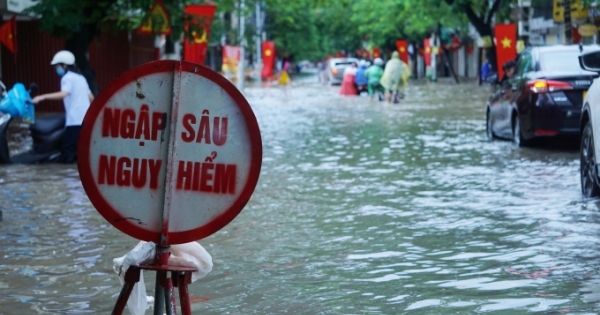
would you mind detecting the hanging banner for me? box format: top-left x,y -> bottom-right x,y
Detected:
0,15 -> 16,55
395,40 -> 408,63
423,38 -> 431,67
261,41 -> 275,79
494,23 -> 517,80
183,4 -> 216,65
222,45 -> 241,75
137,0 -> 172,35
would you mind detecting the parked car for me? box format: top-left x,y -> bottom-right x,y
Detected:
326,57 -> 359,85
486,45 -> 600,147
577,49 -> 600,196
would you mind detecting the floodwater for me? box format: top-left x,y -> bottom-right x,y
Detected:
2,76 -> 600,314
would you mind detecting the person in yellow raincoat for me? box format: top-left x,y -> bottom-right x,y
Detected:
380,51 -> 410,104
278,59 -> 291,97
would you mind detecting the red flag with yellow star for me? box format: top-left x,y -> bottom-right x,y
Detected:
0,16 -> 17,56
396,40 -> 408,63
494,23 -> 517,80
183,4 -> 216,65
261,41 -> 275,79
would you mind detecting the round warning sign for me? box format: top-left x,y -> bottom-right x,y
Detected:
78,61 -> 262,244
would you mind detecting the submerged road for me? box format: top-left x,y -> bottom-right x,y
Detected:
1,77 -> 600,314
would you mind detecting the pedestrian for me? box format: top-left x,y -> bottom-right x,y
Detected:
32,50 -> 94,163
380,51 -> 410,104
318,59 -> 328,85
480,58 -> 492,83
365,58 -> 385,101
278,59 -> 292,97
339,62 -> 358,96
354,60 -> 368,95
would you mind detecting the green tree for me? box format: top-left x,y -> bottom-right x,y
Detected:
262,0 -> 363,61
351,0 -> 466,49
442,0 -> 511,72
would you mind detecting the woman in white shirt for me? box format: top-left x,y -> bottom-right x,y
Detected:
32,50 -> 94,163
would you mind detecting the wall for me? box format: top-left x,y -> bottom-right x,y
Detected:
1,20 -> 155,112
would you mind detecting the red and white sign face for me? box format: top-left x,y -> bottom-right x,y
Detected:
78,61 -> 262,244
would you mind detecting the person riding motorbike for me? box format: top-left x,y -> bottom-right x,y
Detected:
366,58 -> 385,101
354,60 -> 369,95
380,51 -> 410,104
32,50 -> 94,163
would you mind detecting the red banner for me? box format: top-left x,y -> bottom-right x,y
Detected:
494,23 -> 517,80
0,16 -> 16,55
183,4 -> 216,65
222,45 -> 241,74
261,41 -> 275,79
423,39 -> 431,66
395,40 -> 408,63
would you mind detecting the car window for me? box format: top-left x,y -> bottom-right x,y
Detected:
335,62 -> 354,67
539,50 -> 585,72
515,53 -> 533,76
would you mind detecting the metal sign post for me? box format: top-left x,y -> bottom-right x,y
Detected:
77,60 -> 262,314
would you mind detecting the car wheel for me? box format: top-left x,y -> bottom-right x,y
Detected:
512,114 -> 530,147
486,109 -> 496,140
581,122 -> 600,197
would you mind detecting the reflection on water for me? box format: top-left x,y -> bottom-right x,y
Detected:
1,78 -> 600,314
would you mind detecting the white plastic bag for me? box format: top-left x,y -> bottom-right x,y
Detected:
113,241 -> 213,315
169,242 -> 213,282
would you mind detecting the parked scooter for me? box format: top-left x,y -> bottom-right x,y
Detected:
0,81 -> 65,164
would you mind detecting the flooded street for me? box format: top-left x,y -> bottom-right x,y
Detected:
2,77 -> 600,314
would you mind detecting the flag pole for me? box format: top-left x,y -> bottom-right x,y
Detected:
236,0 -> 246,91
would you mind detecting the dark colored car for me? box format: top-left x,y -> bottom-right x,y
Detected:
486,45 -> 600,146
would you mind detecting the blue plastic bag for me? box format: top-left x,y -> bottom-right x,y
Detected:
0,83 -> 35,123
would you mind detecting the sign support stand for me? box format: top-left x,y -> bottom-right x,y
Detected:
112,264 -> 198,315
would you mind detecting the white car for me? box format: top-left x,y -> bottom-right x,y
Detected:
326,58 -> 359,85
578,50 -> 600,196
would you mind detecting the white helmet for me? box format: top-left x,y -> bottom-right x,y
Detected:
51,50 -> 75,65
374,58 -> 384,66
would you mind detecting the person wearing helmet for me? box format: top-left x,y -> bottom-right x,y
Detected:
365,58 -> 385,101
380,51 -> 410,104
32,50 -> 94,163
354,60 -> 369,95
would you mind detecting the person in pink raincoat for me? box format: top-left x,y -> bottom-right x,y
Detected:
339,62 -> 358,96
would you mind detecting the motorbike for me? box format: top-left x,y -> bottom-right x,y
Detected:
0,81 -> 65,164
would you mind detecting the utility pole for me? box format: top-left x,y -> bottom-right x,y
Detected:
237,0 -> 246,91
564,0 -> 572,44
430,34 -> 437,82
255,1 -> 262,78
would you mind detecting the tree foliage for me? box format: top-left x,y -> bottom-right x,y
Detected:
26,0 -> 513,70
